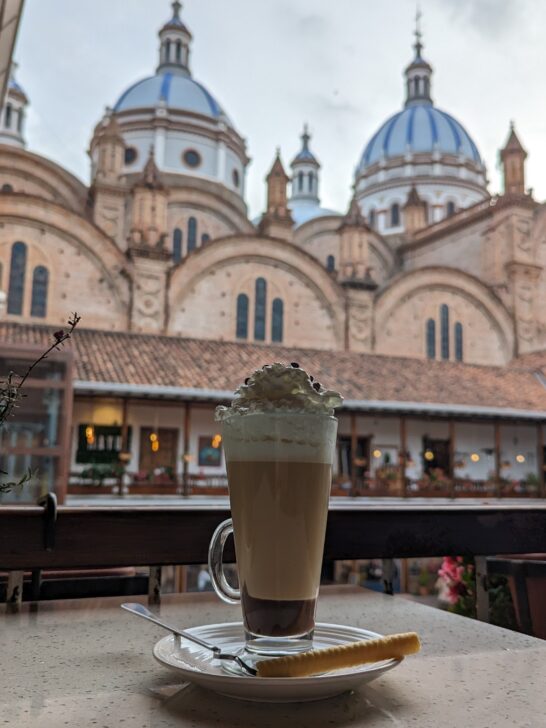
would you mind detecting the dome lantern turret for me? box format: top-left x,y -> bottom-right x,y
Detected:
290,124 -> 320,205
404,10 -> 433,107
0,63 -> 28,148
157,1 -> 192,76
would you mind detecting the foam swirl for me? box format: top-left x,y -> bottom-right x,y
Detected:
215,362 -> 343,420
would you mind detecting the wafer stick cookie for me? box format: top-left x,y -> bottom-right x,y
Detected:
256,632 -> 420,678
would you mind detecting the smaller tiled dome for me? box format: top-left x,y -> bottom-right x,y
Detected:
114,72 -> 231,125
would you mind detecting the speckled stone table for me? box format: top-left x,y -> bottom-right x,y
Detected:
2,586 -> 545,728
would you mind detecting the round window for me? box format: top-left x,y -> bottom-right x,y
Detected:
232,169 -> 240,188
183,149 -> 202,168
124,147 -> 137,165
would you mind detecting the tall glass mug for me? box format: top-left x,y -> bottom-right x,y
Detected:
208,411 -> 338,656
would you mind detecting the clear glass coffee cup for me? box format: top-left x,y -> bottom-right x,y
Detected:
208,411 -> 338,657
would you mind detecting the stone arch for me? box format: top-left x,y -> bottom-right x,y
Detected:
374,267 -> 515,365
0,195 -> 130,328
167,235 -> 346,349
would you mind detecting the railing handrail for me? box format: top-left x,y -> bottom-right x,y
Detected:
1,503 -> 545,572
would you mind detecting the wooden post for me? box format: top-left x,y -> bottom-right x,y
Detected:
182,403 -> 191,497
399,416 -> 407,497
494,422 -> 501,498
119,398 -> 129,496
537,423 -> 545,498
448,420 -> 455,499
350,412 -> 357,496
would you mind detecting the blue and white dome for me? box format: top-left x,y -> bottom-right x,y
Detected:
114,72 -> 231,124
92,2 -> 248,200
358,105 -> 481,173
289,203 -> 340,227
354,25 -> 488,233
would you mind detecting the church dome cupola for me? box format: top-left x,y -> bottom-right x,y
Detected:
354,12 -> 488,234
157,1 -> 192,76
404,11 -> 432,107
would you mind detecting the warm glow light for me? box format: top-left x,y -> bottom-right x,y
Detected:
211,434 -> 222,449
85,425 -> 95,445
151,440 -> 160,453
150,432 -> 158,443
516,454 -> 526,464
424,450 -> 434,461
470,453 -> 480,463
372,449 -> 382,459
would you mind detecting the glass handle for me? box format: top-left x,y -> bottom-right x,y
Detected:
208,518 -> 240,604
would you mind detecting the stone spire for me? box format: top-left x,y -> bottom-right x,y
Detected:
95,114 -> 125,181
500,121 -> 527,196
403,184 -> 428,234
404,8 -> 433,107
338,196 -> 376,289
129,147 -> 169,251
157,1 -> 193,76
290,124 -> 320,204
259,149 -> 294,240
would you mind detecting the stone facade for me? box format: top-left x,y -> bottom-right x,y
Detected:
0,3 -> 545,366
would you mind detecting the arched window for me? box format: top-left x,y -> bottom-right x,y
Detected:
173,228 -> 182,263
455,322 -> 463,362
187,217 -> 197,253
390,203 -> 400,227
326,255 -> 335,272
5,103 -> 12,128
201,233 -> 210,245
308,172 -> 313,192
271,298 -> 284,343
446,201 -> 456,217
236,294 -> 248,339
426,319 -> 436,359
165,40 -> 171,62
30,266 -> 49,318
7,241 -> 27,315
254,278 -> 267,341
440,304 -> 450,360
424,77 -> 430,96
1,183 -> 13,192
175,40 -> 182,63
17,109 -> 23,133
368,209 -> 376,228
298,171 -> 303,192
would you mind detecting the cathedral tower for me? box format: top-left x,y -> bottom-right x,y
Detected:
259,150 -> 294,240
500,122 -> 527,196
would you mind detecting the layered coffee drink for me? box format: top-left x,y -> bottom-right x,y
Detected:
215,363 -> 342,653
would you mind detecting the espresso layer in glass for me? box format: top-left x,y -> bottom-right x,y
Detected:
227,460 -> 331,638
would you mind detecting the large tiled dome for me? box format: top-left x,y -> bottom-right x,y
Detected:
357,104 -> 481,174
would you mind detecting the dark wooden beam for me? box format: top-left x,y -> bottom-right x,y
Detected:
0,504 -> 545,571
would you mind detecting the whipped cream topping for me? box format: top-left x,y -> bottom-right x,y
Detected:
215,362 -> 343,420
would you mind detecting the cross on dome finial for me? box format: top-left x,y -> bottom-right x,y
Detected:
414,5 -> 423,58
172,1 -> 182,18
301,124 -> 310,150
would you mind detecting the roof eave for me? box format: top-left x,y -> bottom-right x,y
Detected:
73,381 -> 546,421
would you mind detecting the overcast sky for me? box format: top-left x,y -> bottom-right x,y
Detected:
13,0 -> 546,217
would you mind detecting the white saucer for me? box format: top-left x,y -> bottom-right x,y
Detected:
153,622 -> 402,702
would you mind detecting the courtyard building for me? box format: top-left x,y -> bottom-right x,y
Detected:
1,3 -> 545,501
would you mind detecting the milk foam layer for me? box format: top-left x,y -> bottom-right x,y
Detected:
216,363 -> 343,420
222,412 -> 338,463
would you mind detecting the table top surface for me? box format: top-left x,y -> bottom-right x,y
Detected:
2,586 -> 545,728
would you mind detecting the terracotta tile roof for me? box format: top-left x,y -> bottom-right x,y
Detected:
2,322 -> 546,415
510,350 -> 546,375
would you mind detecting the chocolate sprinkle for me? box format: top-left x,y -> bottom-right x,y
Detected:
244,378 -> 249,385
290,362 -> 300,368
313,382 -> 321,391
